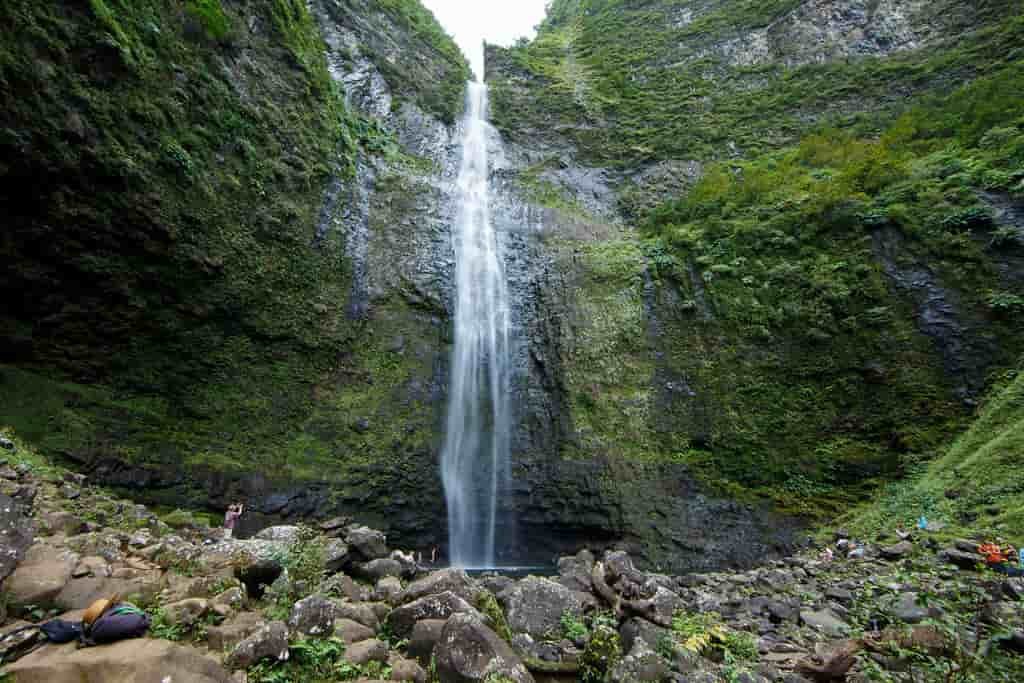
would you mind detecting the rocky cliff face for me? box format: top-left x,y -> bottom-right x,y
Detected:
1,0 -> 1023,574
481,0 -> 1024,569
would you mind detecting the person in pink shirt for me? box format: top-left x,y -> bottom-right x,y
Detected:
224,502 -> 244,539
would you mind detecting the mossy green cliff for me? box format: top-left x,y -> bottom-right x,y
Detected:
486,0 -> 1024,551
0,0 -> 467,542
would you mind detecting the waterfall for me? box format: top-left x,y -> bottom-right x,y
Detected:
441,81 -> 512,569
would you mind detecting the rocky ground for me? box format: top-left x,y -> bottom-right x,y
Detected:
0,434 -> 1022,682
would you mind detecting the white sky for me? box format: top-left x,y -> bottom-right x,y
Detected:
420,0 -> 551,80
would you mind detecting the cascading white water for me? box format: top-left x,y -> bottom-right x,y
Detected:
441,81 -> 512,569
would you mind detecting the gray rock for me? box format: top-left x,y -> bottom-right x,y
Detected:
620,617 -> 670,653
39,511 -> 86,537
408,619 -> 447,665
800,609 -> 849,637
940,548 -> 985,569
500,577 -> 584,638
288,594 -> 335,637
319,516 -> 353,534
608,640 -> 668,682
345,638 -> 389,666
399,568 -> 478,605
390,655 -> 427,682
604,551 -> 637,581
254,526 -> 300,543
356,558 -> 404,581
207,612 -> 264,652
226,621 -> 289,669
557,549 -> 595,592
324,539 -> 351,573
435,613 -> 534,683
335,618 -> 376,644
334,600 -> 382,630
0,437 -> 15,451
321,572 -> 367,602
162,598 -> 210,627
345,526 -> 388,561
5,544 -> 78,611
892,593 -> 942,624
825,587 -> 854,604
1003,578 -> 1024,601
387,591 -> 484,639
376,576 -> 404,605
0,493 -> 33,582
880,541 -> 914,560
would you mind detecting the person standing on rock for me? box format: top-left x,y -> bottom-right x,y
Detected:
224,502 -> 244,539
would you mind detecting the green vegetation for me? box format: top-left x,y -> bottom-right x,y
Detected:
261,525 -> 328,619
186,0 -> 231,41
660,611 -> 758,668
579,622 -> 622,683
0,0 -> 460,505
844,361 -> 1024,545
249,636 -> 391,683
351,0 -> 471,122
475,591 -> 513,643
491,0 -> 1023,167
522,10 -> 1024,519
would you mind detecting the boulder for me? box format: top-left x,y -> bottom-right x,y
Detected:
500,577 -> 584,638
399,568 -> 477,605
390,654 -> 428,683
212,587 -> 245,612
880,541 -> 914,560
5,544 -> 78,611
325,539 -> 352,573
226,620 -> 290,669
345,526 -> 389,561
0,493 -> 33,582
376,576 -> 404,604
72,556 -> 111,579
322,572 -> 367,602
604,551 -> 637,581
892,593 -> 935,624
619,617 -> 670,653
800,609 -> 850,638
408,619 -> 447,665
608,640 -> 668,682
254,526 -> 300,543
39,511 -> 86,537
386,591 -> 484,639
235,558 -> 283,599
940,548 -> 985,570
206,611 -> 265,652
345,638 -> 389,666
1003,578 -> 1024,602
557,549 -> 595,592
288,594 -> 335,637
435,613 -> 534,683
6,638 -> 232,682
390,550 -> 419,578
356,558 -> 404,581
319,516 -> 353,534
162,598 -> 211,627
335,600 -> 382,630
53,571 -> 164,611
335,617 -> 376,644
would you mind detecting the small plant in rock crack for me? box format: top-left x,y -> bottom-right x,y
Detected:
249,637 -> 389,682
560,610 -> 588,641
665,611 -> 758,665
148,609 -> 187,642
